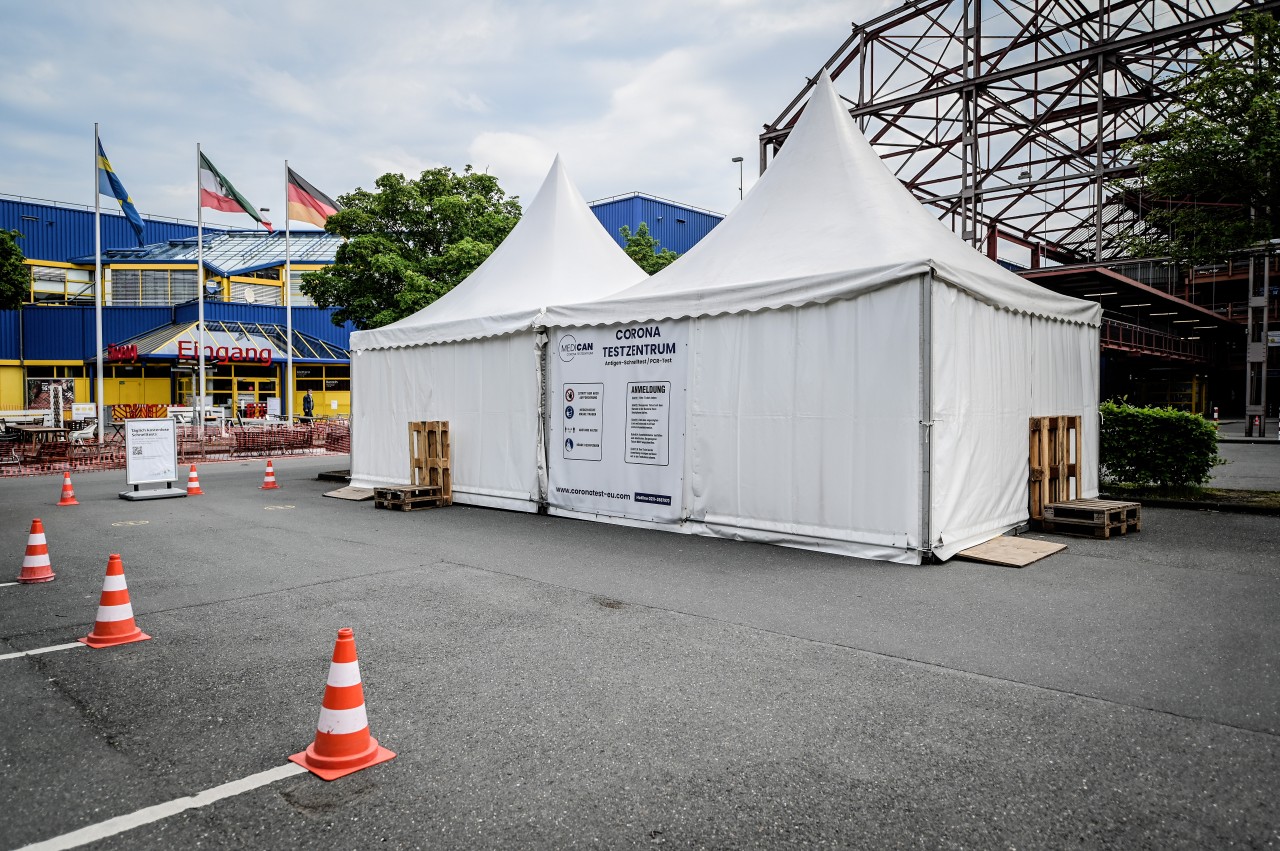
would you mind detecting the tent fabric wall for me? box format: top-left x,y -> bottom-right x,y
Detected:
535,73 -> 1100,563
685,284 -> 923,562
349,332 -> 542,511
347,157 -> 647,502
928,284 -> 1101,560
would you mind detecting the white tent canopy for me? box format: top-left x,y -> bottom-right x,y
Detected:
544,74 -> 1096,330
539,71 -> 1100,563
348,156 -> 648,508
353,155 -> 647,351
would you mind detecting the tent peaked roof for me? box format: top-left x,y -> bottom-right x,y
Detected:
352,155 -> 648,350
546,70 -> 1098,328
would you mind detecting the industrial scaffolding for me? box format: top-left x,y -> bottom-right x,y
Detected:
762,0 -> 1280,268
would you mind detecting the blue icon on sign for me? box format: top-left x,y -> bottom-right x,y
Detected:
565,438 -> 574,451
565,405 -> 575,419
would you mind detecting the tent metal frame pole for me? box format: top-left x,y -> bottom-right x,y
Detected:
918,272 -> 935,563
535,327 -> 550,512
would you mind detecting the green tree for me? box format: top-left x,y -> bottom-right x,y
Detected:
301,166 -> 521,329
0,229 -> 29,309
1122,12 -> 1280,264
618,222 -> 678,274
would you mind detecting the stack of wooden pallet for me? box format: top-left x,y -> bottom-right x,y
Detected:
373,485 -> 448,511
409,420 -> 451,504
1042,498 -> 1142,538
373,420 -> 452,512
1028,415 -> 1082,521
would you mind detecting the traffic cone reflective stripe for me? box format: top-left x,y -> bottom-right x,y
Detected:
79,554 -> 150,648
17,518 -> 55,583
186,464 -> 204,496
261,460 -> 279,490
57,472 -> 78,506
290,627 -> 395,780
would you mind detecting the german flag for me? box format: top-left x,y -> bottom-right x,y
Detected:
287,168 -> 342,228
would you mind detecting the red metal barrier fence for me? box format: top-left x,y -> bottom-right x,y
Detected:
0,420 -> 350,478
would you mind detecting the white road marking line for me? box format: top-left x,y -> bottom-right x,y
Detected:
0,642 -> 86,662
0,581 -> 18,587
15,762 -> 309,851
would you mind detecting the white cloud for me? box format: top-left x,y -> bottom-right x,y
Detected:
0,1 -> 876,221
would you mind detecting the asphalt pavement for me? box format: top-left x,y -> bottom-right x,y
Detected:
1211,440 -> 1280,490
1,456 -> 1276,849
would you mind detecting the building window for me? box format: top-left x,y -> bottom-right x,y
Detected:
230,280 -> 282,305
109,269 -> 199,305
295,364 -> 349,391
289,271 -> 316,307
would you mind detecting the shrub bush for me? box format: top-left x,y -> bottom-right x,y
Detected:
1099,400 -> 1220,486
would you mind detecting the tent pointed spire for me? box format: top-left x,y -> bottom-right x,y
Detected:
350,155 -> 646,349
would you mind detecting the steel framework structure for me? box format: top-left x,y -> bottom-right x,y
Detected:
762,0 -> 1280,266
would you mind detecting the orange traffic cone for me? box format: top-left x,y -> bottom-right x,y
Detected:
261,459 -> 279,490
289,627 -> 395,780
186,464 -> 204,496
56,472 -> 79,507
79,554 -> 151,649
16,518 -> 55,584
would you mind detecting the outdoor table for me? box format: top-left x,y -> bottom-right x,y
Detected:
13,425 -> 70,443
13,425 -> 71,460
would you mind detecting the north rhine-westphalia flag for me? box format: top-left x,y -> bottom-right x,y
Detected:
286,168 -> 342,228
97,139 -> 146,245
198,152 -> 272,231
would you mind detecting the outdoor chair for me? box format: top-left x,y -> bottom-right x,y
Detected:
0,425 -> 22,470
69,422 -> 99,445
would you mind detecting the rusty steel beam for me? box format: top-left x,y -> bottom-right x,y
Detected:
761,0 -> 1280,263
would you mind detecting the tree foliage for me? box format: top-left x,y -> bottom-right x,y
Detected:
1121,12 -> 1280,264
301,166 -> 521,329
618,222 -> 678,274
0,229 -> 29,310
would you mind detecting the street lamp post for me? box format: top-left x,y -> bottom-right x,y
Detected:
731,156 -> 744,200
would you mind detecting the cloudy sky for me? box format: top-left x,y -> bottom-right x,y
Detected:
0,0 -> 892,230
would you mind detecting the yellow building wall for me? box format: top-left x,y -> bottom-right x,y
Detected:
0,365 -> 25,410
293,390 -> 350,417
105,377 -> 170,406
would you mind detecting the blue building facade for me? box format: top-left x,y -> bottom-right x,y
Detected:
588,193 -> 723,256
1,197 -> 351,416
2,195 -> 206,262
3,190 -> 724,417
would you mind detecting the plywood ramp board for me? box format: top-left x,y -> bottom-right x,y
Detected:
956,536 -> 1066,568
323,486 -> 376,501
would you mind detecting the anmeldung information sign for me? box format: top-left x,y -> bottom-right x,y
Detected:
547,320 -> 687,522
124,418 -> 179,486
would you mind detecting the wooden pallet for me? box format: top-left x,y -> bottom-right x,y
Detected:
1029,415 -> 1082,521
373,485 -> 447,511
1041,498 -> 1141,539
409,420 -> 452,505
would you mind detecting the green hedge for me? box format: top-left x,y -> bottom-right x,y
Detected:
1099,401 -> 1221,487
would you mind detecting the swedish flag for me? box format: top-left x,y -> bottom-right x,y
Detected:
97,139 -> 145,246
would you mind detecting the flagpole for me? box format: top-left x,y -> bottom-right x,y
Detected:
94,124 -> 105,443
196,143 -> 206,442
284,160 -> 294,423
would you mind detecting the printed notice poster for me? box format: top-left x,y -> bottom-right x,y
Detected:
547,321 -> 687,522
625,381 -> 671,466
562,383 -> 603,461
124,418 -> 179,485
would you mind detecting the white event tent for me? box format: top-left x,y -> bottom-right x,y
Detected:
347,156 -> 648,510
540,71 -> 1101,563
